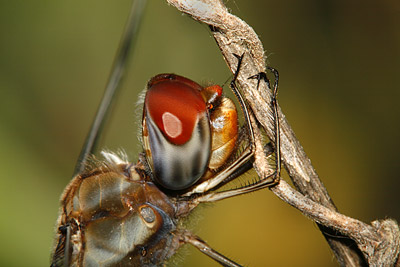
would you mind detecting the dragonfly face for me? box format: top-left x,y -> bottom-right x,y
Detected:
51,64 -> 277,266
142,74 -> 238,190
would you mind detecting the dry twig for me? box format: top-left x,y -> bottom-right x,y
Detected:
165,0 -> 400,265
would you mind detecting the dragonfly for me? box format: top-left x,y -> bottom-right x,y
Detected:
50,1 -> 281,266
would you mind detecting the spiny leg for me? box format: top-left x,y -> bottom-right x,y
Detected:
194,66 -> 281,202
249,66 -> 281,178
266,66 -> 281,178
182,53 -> 256,196
176,230 -> 242,267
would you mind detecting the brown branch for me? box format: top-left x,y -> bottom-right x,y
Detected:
166,0 -> 400,266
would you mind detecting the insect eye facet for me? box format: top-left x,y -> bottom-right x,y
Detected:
143,74 -> 211,190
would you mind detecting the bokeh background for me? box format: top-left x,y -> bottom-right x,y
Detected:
1,0 -> 399,266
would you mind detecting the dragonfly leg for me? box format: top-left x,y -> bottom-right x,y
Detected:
194,67 -> 281,203
175,230 -> 243,267
182,53 -> 256,196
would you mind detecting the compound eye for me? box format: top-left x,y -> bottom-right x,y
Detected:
145,74 -> 207,145
142,74 -> 211,190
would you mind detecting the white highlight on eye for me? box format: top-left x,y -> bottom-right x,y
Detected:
162,112 -> 182,138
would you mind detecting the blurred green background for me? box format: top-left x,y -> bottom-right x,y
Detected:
0,0 -> 399,266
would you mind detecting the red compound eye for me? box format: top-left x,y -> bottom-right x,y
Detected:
142,74 -> 212,190
145,74 -> 207,145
